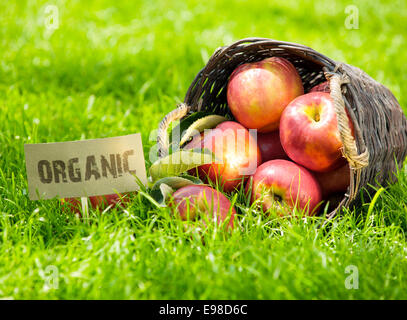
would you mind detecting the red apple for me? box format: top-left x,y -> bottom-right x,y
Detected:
61,193 -> 132,215
247,159 -> 322,216
169,185 -> 236,228
227,57 -> 304,132
184,121 -> 261,192
61,197 -> 82,215
279,92 -> 354,172
256,130 -> 289,163
89,193 -> 132,209
314,164 -> 350,198
309,81 -> 330,93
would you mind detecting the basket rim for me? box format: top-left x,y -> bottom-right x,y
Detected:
184,37 -> 338,101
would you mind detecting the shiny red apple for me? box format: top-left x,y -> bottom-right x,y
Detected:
314,163 -> 350,198
184,121 -> 261,192
227,57 -> 304,132
169,185 -> 236,228
309,81 -> 330,93
247,159 -> 322,216
279,92 -> 354,172
256,130 -> 289,163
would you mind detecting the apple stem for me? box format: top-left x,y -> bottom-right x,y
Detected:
273,194 -> 283,203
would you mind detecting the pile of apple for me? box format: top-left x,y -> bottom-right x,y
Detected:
171,56 -> 353,228
61,57 -> 352,228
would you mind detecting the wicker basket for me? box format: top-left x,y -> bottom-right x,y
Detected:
157,38 -> 407,218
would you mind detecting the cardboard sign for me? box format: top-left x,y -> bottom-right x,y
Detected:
24,133 -> 147,200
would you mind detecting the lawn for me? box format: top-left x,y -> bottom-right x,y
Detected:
0,0 -> 407,299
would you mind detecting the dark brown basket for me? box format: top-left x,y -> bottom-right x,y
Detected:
157,38 -> 407,218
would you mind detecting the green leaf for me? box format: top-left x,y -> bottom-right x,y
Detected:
169,112 -> 227,152
149,175 -> 205,206
179,114 -> 228,146
149,183 -> 174,206
169,111 -> 211,152
149,148 -> 218,181
179,174 -> 204,185
151,175 -> 203,191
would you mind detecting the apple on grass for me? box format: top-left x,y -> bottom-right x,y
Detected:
314,163 -> 350,198
247,159 -> 322,216
184,121 -> 261,192
169,185 -> 236,228
89,193 -> 131,208
279,92 -> 354,172
61,193 -> 131,215
60,197 -> 82,215
227,57 -> 304,132
256,130 -> 289,163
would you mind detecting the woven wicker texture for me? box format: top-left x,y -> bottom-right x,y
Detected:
158,38 -> 407,218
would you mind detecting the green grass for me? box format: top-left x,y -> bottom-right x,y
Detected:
1,0 -> 407,299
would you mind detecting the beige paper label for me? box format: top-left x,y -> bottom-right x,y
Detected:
24,133 -> 147,200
